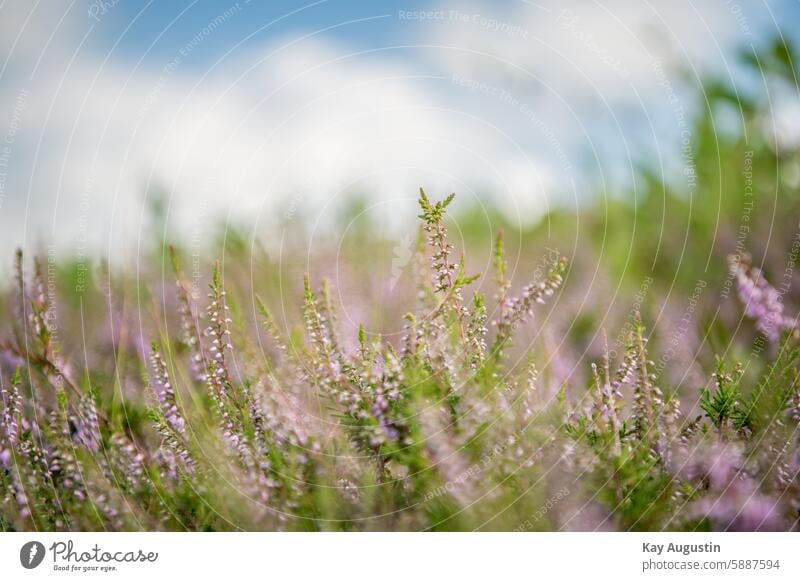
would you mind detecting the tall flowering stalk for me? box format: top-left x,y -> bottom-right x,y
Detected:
418,189 -> 458,297
10,249 -> 27,347
170,247 -> 205,382
493,231 -> 510,305
49,390 -> 89,507
302,275 -> 341,386
465,293 -> 488,371
492,255 -> 567,360
590,335 -> 622,457
148,344 -> 193,474
417,190 -> 479,339
204,263 -> 242,451
1,368 -> 23,453
629,315 -> 663,446
149,344 -> 186,436
202,266 -> 277,508
30,257 -> 56,356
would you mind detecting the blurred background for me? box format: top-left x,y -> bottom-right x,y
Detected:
2,0 -> 800,386
1,0 -> 797,252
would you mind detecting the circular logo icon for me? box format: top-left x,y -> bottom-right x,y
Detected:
20,541 -> 46,569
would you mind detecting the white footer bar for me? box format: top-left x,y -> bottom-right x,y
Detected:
1,533 -> 797,580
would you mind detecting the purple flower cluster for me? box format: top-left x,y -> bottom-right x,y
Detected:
149,346 -> 186,436
730,254 -> 795,341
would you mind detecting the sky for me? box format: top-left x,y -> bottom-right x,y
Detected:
1,0 -> 798,259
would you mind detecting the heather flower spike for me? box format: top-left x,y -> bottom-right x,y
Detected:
729,253 -> 796,341
169,245 -> 206,381
414,190 -> 471,349
492,254 -> 567,360
149,343 -> 187,436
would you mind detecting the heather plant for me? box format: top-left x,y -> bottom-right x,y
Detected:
561,261 -> 800,531
1,188 -> 799,532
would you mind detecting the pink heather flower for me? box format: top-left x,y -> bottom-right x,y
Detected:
676,438 -> 785,531
0,447 -> 11,468
1,370 -> 23,445
73,395 -> 101,452
730,254 -> 794,341
691,478 -> 784,531
675,439 -> 743,490
149,346 -> 186,436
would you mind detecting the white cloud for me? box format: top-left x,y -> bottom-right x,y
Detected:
0,0 -> 783,258
428,0 -> 749,99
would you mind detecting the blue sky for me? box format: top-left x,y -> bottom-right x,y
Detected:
101,0 -> 799,54
103,1 -> 418,63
